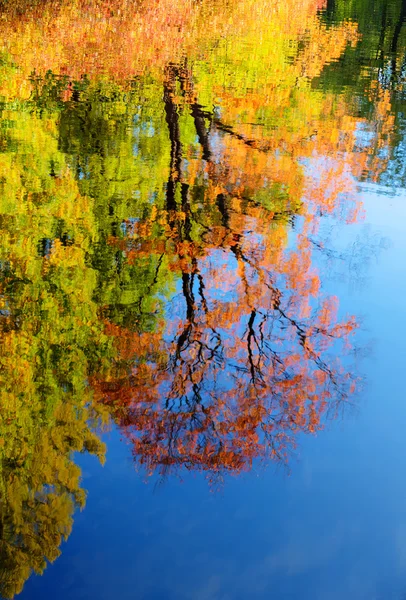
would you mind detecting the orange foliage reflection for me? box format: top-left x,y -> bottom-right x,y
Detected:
89,62 -> 367,483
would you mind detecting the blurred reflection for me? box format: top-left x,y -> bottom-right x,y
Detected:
0,0 -> 402,596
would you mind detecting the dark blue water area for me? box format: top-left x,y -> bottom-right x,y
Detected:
20,187 -> 406,600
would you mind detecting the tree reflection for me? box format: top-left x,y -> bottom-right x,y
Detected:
0,105 -> 111,598
0,0 -> 399,595
92,62 -> 364,482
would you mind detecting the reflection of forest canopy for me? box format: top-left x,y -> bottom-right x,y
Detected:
321,0 -> 406,186
321,0 -> 406,93
0,0 -> 400,596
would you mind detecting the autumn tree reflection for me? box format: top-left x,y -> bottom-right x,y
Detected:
0,0 -> 398,593
0,107 -> 110,598
92,61 -> 363,481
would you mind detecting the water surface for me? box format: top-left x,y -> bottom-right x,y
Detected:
0,0 -> 405,598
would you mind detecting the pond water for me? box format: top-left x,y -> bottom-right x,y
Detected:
0,0 -> 405,598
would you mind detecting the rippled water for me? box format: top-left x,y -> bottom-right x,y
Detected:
0,0 -> 405,598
